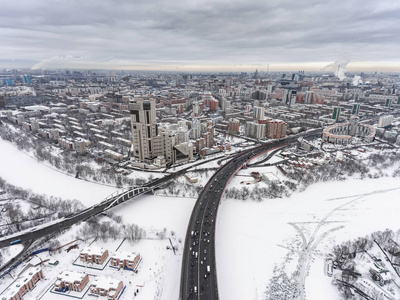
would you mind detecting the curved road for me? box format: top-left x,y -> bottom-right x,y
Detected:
180,129 -> 323,300
180,140 -> 291,299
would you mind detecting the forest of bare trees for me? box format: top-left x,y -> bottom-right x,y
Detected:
0,176 -> 84,237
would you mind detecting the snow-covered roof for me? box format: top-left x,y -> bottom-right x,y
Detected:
57,270 -> 87,283
23,105 -> 50,111
81,246 -> 107,256
1,266 -> 42,298
90,277 -> 122,291
110,250 -> 139,261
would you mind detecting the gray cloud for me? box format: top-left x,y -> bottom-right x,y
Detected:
0,0 -> 399,70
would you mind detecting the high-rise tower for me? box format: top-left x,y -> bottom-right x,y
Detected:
129,97 -> 161,163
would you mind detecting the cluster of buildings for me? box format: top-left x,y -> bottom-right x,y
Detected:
79,246 -> 142,272
129,96 -> 194,168
4,102 -> 132,159
53,271 -> 124,299
322,116 -> 376,145
1,68 -> 400,170
0,246 -> 141,300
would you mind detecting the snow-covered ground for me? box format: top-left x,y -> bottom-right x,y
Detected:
0,244 -> 23,266
110,195 -> 196,240
0,225 -> 183,300
216,176 -> 400,300
2,133 -> 400,300
0,138 -> 118,206
0,193 -> 195,300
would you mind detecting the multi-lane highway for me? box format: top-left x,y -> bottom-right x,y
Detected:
180,129 -> 323,300
180,140 -> 292,300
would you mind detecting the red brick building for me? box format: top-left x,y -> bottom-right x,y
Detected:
228,118 -> 240,133
1,266 -> 43,300
54,271 -> 89,293
89,277 -> 124,300
80,246 -> 109,265
266,119 -> 288,139
109,251 -> 141,271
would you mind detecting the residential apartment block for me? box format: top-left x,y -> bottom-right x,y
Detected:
1,266 -> 43,300
54,271 -> 89,293
79,246 -> 109,265
109,251 -> 141,271
89,278 -> 124,300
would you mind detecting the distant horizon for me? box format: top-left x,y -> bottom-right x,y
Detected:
2,61 -> 400,74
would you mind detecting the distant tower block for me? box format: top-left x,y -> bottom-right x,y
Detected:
385,98 -> 392,108
332,107 -> 341,121
352,103 -> 360,115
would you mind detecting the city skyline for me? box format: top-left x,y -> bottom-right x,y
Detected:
1,0 -> 400,71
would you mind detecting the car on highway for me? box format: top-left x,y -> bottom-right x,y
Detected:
326,260 -> 333,277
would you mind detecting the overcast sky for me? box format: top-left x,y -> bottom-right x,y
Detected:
1,0 -> 399,71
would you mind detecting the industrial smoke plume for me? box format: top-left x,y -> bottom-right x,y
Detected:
324,60 -> 349,80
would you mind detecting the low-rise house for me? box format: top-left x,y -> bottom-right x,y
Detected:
54,271 -> 89,293
89,277 -> 124,300
109,251 -> 141,271
80,246 -> 109,265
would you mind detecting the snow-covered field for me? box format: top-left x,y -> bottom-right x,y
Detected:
110,195 -> 196,243
0,224 -> 184,300
1,191 -> 195,300
0,138 -> 118,206
0,244 -> 23,266
216,176 -> 400,300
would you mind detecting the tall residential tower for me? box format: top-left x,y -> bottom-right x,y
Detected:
129,97 -> 161,163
